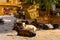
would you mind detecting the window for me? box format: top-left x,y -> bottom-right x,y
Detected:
40,4 -> 46,11
0,0 -> 6,2
19,0 -> 20,2
19,0 -> 25,2
6,0 -> 9,3
56,4 -> 60,8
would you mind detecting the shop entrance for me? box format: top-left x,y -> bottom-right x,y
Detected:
4,8 -> 10,15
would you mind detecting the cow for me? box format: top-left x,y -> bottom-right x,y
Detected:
13,22 -> 36,37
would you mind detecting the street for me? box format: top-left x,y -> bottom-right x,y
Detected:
0,15 -> 60,40
0,30 -> 60,40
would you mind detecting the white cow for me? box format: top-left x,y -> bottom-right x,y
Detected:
22,22 -> 37,32
45,24 -> 54,29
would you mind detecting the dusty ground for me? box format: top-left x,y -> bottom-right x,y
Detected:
0,30 -> 60,40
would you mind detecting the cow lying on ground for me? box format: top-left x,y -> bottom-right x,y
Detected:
31,22 -> 59,30
39,24 -> 59,30
13,22 -> 36,37
31,19 -> 59,30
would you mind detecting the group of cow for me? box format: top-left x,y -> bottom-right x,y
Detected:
13,19 -> 59,37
